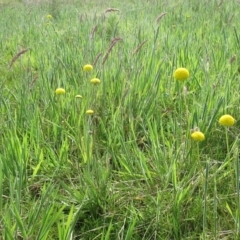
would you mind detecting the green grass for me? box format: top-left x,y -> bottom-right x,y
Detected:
1,0 -> 240,239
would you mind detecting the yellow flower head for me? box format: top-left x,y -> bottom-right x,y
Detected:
83,64 -> 93,72
219,114 -> 236,127
55,88 -> 65,95
174,68 -> 190,81
75,94 -> 82,99
86,109 -> 94,115
90,78 -> 101,85
191,131 -> 205,141
47,14 -> 53,19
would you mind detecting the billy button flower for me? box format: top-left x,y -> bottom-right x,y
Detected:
83,64 -> 93,72
46,14 -> 53,19
174,68 -> 189,81
219,114 -> 236,155
55,88 -> 65,95
86,109 -> 94,115
75,94 -> 82,99
90,78 -> 101,85
191,131 -> 205,142
219,114 -> 236,127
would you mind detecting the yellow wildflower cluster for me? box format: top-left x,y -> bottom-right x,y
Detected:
172,67 -> 237,142
54,64 -> 103,115
190,114 -> 236,142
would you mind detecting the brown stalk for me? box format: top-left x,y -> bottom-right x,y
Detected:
90,25 -> 98,40
29,75 -> 39,89
105,8 -> 120,14
228,14 -> 234,24
156,12 -> 167,24
93,52 -> 102,67
218,0 -> 224,8
102,37 -> 123,65
132,40 -> 147,55
9,48 -> 30,69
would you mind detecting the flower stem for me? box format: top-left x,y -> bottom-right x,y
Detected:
225,127 -> 229,157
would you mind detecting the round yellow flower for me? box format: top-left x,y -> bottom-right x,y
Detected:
86,109 -> 94,115
191,131 -> 205,141
75,94 -> 82,98
47,14 -> 53,19
219,114 -> 236,127
83,64 -> 93,72
55,88 -> 65,95
174,68 -> 189,81
90,78 -> 101,85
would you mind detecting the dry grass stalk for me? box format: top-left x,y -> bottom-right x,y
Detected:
90,25 -> 98,40
79,14 -> 83,22
228,14 -> 234,24
156,12 -> 167,24
93,52 -> 102,67
132,40 -> 147,55
29,75 -> 39,89
105,8 -> 120,14
9,48 -> 30,69
121,83 -> 130,102
218,0 -> 224,8
102,37 -> 123,65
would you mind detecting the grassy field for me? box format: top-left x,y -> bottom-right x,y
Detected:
1,0 -> 240,239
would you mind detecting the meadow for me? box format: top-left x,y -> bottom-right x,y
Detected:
1,0 -> 240,239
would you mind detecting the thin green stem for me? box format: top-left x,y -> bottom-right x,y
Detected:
203,159 -> 209,240
225,127 -> 230,156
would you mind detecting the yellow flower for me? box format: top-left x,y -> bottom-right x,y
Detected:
83,64 -> 93,72
47,14 -> 53,19
86,109 -> 94,115
191,131 -> 205,141
55,88 -> 65,95
75,94 -> 82,98
174,68 -> 189,81
219,114 -> 236,127
90,78 -> 101,85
